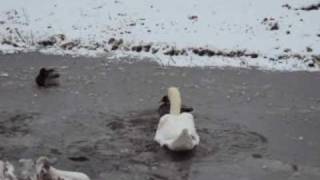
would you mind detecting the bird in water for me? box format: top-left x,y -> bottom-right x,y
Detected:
158,95 -> 194,117
35,68 -> 60,87
154,87 -> 200,151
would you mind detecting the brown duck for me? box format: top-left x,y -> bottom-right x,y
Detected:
158,95 -> 193,117
35,68 -> 60,87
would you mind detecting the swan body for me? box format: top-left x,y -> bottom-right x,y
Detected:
155,113 -> 200,151
154,87 -> 200,151
36,157 -> 90,180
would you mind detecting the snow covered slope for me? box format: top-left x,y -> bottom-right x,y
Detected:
0,0 -> 319,71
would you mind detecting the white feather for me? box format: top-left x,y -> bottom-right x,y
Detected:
36,157 -> 90,180
47,167 -> 90,180
0,160 -> 18,180
0,161 -> 5,180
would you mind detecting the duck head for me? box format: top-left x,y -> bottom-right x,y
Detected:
158,95 -> 170,117
160,95 -> 170,104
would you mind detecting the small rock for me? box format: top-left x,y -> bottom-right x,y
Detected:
2,39 -> 19,47
164,48 -> 180,56
300,3 -> 320,11
111,45 -> 119,50
197,49 -> 206,56
108,38 -> 116,44
38,40 -> 55,46
192,48 -> 200,55
132,46 -> 142,52
143,44 -> 151,52
306,47 -> 313,52
151,48 -> 159,54
116,39 -> 124,46
204,49 -> 215,56
60,41 -> 79,50
283,48 -> 291,53
262,18 -> 268,23
308,62 -> 315,67
249,53 -> 258,58
270,23 -> 279,30
282,4 -> 292,9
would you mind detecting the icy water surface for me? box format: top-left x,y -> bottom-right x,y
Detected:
0,53 -> 320,180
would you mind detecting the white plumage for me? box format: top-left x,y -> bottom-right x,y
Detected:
154,87 -> 200,151
0,160 -> 17,180
35,157 -> 90,180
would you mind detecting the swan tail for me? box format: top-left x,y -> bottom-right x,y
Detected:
168,87 -> 181,115
170,129 -> 195,151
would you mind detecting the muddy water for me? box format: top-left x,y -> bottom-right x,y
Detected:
0,53 -> 320,180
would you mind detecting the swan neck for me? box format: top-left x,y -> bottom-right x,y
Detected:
168,87 -> 181,115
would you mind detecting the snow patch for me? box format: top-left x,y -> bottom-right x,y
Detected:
0,0 -> 319,71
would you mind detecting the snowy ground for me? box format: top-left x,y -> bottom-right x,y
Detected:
0,0 -> 319,71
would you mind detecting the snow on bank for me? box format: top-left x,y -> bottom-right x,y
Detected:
0,0 -> 319,71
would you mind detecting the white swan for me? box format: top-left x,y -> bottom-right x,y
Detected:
35,156 -> 90,180
154,87 -> 200,151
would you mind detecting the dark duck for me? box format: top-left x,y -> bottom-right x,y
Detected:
35,68 -> 60,87
158,95 -> 194,117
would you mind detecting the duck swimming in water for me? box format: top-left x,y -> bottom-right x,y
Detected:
35,68 -> 60,87
154,87 -> 200,151
158,95 -> 194,117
